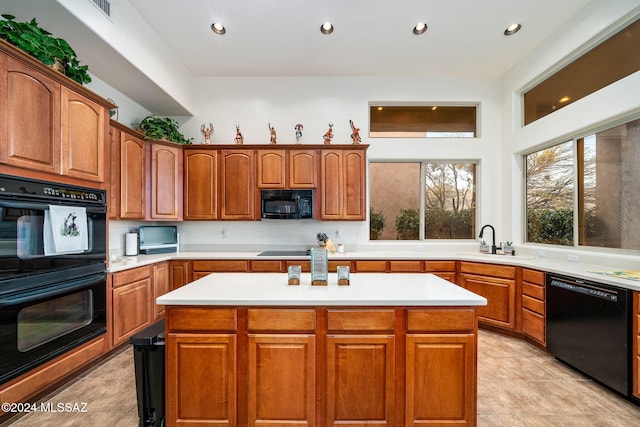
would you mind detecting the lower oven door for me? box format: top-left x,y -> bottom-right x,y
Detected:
0,271 -> 106,385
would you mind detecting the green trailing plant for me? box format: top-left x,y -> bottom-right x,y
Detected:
138,116 -> 193,144
0,14 -> 91,85
369,208 -> 386,240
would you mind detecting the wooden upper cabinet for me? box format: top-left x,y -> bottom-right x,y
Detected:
120,131 -> 146,219
60,87 -> 105,183
148,141 -> 183,220
257,149 -> 285,188
320,148 -> 366,220
184,149 -> 218,220
0,56 -> 60,174
289,149 -> 317,188
108,125 -> 121,219
220,149 -> 255,220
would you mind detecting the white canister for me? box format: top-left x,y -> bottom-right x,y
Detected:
125,232 -> 138,256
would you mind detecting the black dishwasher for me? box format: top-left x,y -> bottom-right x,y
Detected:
547,273 -> 631,396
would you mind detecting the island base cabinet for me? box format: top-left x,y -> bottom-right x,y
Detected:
406,334 -> 476,426
166,334 -> 237,426
326,335 -> 395,426
248,335 -> 315,426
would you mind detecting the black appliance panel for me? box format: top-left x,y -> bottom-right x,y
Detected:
261,189 -> 313,219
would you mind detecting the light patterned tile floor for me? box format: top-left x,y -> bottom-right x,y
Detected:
3,330 -> 640,426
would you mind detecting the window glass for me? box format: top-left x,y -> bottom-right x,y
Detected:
525,141 -> 574,245
369,105 -> 476,138
524,18 -> 640,125
369,162 -> 476,240
578,119 -> 640,250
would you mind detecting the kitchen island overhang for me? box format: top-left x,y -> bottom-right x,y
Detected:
159,273 -> 487,427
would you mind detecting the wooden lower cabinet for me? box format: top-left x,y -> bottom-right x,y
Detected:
521,268 -> 546,345
164,306 -> 478,426
633,291 -> 639,399
110,266 -> 152,347
152,261 -> 169,320
169,260 -> 190,290
326,335 -> 395,426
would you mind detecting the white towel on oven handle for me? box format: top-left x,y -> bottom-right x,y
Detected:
43,205 -> 89,255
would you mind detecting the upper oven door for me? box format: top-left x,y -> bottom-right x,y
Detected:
0,200 -> 106,282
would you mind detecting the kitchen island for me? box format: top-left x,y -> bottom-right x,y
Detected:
158,272 -> 487,426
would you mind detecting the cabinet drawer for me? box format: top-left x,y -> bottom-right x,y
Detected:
286,260 -> 310,273
327,309 -> 395,332
112,265 -> 151,288
389,260 -> 422,272
247,308 -> 315,332
167,307 -> 237,332
522,294 -> 544,315
459,262 -> 516,279
424,261 -> 456,272
192,260 -> 248,272
522,268 -> 545,286
522,282 -> 545,300
328,260 -> 352,272
407,309 -> 475,332
354,260 -> 387,272
522,308 -> 545,344
249,260 -> 284,272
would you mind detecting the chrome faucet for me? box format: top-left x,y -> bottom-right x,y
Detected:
479,224 -> 497,254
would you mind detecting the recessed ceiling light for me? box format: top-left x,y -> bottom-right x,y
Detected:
559,96 -> 571,103
320,22 -> 334,35
211,22 -> 226,35
413,22 -> 427,35
504,23 -> 521,36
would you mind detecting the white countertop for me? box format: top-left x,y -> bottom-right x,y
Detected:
110,250 -> 640,292
156,272 -> 488,307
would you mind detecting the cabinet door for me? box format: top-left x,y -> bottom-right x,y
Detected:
112,277 -> 151,347
248,335 -> 315,426
170,260 -> 190,290
60,87 -> 106,183
326,335 -> 395,426
289,149 -> 317,188
257,149 -> 285,188
406,334 -> 476,425
633,292 -> 639,399
342,150 -> 366,220
152,261 -> 170,320
166,334 -> 236,426
149,142 -> 183,220
0,56 -> 60,174
120,132 -> 146,219
320,150 -> 343,219
220,149 -> 255,219
460,273 -> 516,329
184,150 -> 217,220
108,125 -> 121,219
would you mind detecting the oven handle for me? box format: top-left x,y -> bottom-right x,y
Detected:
0,272 -> 106,307
0,200 -> 106,213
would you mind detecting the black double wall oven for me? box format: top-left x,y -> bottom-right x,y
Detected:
0,175 -> 107,385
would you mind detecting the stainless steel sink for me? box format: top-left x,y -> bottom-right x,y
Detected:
455,251 -> 533,261
257,250 -> 310,257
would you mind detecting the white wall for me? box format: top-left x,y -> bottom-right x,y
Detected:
500,0 -> 640,259
85,73 -> 152,128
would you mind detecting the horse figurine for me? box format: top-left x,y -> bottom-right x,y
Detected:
234,124 -> 244,145
294,123 -> 304,143
200,123 -> 214,144
268,123 -> 277,144
349,120 -> 361,144
323,123 -> 334,144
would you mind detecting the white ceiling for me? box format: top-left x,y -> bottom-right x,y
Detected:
128,0 -> 593,78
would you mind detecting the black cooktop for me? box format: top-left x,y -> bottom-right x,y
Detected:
257,250 -> 310,257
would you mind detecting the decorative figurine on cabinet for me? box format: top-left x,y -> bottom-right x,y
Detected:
200,122 -> 214,144
349,120 -> 361,144
323,123 -> 334,144
294,123 -> 304,143
268,123 -> 277,144
234,124 -> 244,145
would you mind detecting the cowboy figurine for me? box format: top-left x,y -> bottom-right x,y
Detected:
269,123 -> 277,144
323,123 -> 334,144
349,120 -> 361,144
234,124 -> 244,145
294,123 -> 304,143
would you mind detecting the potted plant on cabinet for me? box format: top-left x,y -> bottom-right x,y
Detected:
0,14 -> 91,85
137,115 -> 193,144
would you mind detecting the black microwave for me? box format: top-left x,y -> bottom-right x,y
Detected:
260,190 -> 314,219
